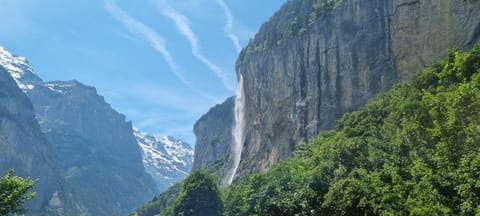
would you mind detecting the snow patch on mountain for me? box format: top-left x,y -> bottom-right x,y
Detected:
0,46 -> 35,78
0,47 -> 97,98
134,129 -> 194,191
0,46 -> 42,91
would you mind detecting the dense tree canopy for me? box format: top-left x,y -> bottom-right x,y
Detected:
173,170 -> 223,216
0,168 -> 36,215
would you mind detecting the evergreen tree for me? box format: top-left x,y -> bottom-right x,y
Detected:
0,168 -> 36,215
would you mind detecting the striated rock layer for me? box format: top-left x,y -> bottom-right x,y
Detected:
194,0 -> 480,182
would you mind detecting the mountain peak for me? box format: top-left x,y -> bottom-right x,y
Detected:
133,129 -> 193,192
0,46 -> 42,90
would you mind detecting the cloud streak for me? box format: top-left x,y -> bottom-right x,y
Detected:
104,0 -> 182,80
215,0 -> 242,54
104,0 -> 221,103
155,0 -> 236,92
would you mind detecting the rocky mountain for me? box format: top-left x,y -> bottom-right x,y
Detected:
0,47 -> 42,90
193,0 -> 480,182
26,80 -> 158,215
134,129 -> 193,192
0,46 -> 158,215
192,96 -> 234,184
0,64 -> 83,215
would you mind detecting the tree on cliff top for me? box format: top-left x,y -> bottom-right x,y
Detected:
0,168 -> 36,215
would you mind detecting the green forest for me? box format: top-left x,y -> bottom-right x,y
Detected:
135,44 -> 480,215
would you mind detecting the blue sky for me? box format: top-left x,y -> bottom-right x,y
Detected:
0,0 -> 286,145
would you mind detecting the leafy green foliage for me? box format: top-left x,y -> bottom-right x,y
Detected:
224,44 -> 480,215
224,157 -> 317,216
173,170 -> 224,216
0,168 -> 36,215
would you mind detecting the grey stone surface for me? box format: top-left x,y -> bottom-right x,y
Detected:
193,0 -> 480,181
192,96 -> 234,184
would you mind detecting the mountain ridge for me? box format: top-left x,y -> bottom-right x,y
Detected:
134,129 -> 193,192
0,46 -> 192,215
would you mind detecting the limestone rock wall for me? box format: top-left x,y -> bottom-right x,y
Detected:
234,0 -> 480,178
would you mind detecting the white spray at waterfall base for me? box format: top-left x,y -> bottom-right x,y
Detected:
224,75 -> 245,185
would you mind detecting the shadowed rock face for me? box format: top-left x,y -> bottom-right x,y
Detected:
193,0 -> 480,181
0,66 -> 81,216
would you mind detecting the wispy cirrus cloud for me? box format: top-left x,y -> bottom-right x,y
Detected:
104,0 -> 182,80
104,0 -> 221,103
154,0 -> 236,92
215,0 -> 242,54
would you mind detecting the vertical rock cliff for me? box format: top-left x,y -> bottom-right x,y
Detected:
0,66 -> 82,215
192,97 -> 234,184
193,0 -> 480,181
236,0 -> 480,177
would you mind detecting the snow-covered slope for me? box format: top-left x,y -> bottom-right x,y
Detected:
0,46 -> 42,90
134,129 -> 194,191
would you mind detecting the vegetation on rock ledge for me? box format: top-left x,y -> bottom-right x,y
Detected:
238,0 -> 344,65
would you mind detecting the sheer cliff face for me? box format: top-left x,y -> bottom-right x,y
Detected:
26,81 -> 158,215
0,66 -> 79,215
232,0 -> 480,177
192,97 -> 234,183
392,0 -> 480,80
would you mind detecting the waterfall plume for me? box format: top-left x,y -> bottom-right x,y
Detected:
224,75 -> 245,185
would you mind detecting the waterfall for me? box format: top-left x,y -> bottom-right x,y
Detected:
224,75 -> 245,185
